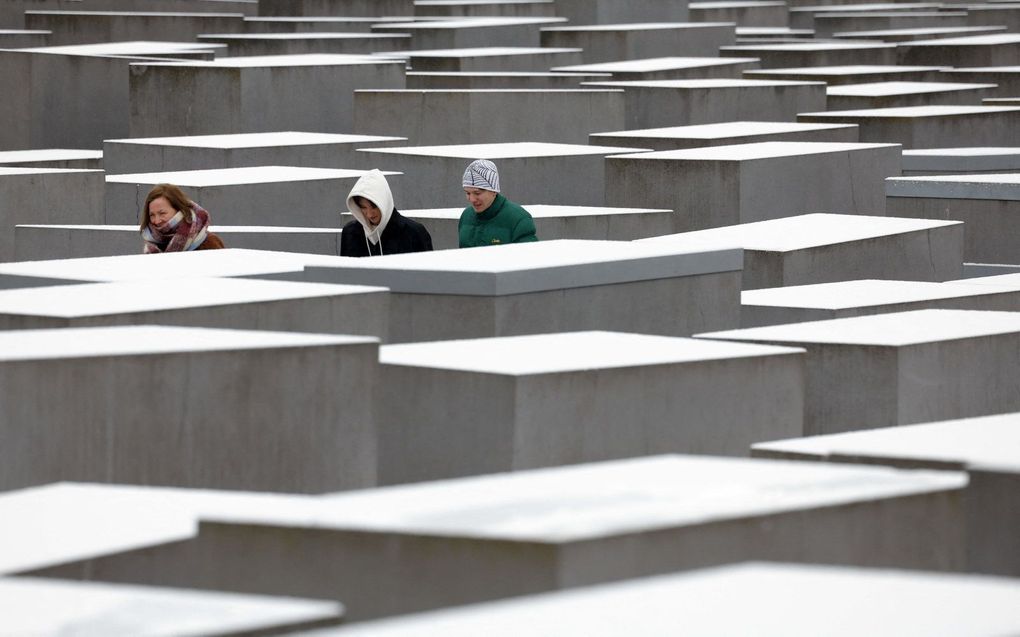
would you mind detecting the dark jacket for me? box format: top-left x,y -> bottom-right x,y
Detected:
196,232 -> 225,250
341,209 -> 433,257
458,193 -> 538,248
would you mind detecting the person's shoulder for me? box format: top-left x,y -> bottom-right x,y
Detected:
396,211 -> 429,233
458,206 -> 477,223
502,197 -> 533,219
341,218 -> 364,234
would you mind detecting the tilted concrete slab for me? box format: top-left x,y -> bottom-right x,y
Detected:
833,25 -> 1007,42
195,32 -> 413,56
257,0 -> 412,16
0,149 -> 103,169
903,147 -> 1020,174
897,34 -> 1020,67
552,0 -> 690,24
698,309 -> 1020,435
540,22 -> 736,64
945,66 -> 1020,97
813,11 -> 969,39
23,10 -> 245,45
371,16 -> 565,49
720,42 -> 898,68
635,213 -> 963,289
799,105 -> 1020,148
826,81 -> 997,109
591,120 -> 860,151
691,1 -> 789,27
744,64 -> 950,85
372,46 -> 584,72
414,0 -> 557,18
606,142 -> 901,233
405,70 -> 610,89
242,15 -> 413,32
552,56 -> 761,81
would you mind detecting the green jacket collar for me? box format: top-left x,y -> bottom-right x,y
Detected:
475,193 -> 507,221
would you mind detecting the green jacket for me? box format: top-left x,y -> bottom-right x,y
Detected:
458,194 -> 539,248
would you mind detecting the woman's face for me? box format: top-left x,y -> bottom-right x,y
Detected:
148,196 -> 176,226
357,199 -> 382,227
464,187 -> 496,213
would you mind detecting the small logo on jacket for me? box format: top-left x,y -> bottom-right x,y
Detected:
491,239 -> 501,244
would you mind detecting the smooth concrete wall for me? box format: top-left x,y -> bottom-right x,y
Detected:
372,19 -> 557,50
606,142 -> 901,233
826,84 -> 996,111
590,121 -> 860,151
405,71 -> 609,89
128,57 -> 406,137
887,195 -> 1020,263
257,0 -> 411,15
799,106 -> 1020,149
353,90 -> 626,145
0,326 -> 380,493
23,10 -> 245,45
0,169 -> 105,262
814,13 -> 969,39
945,69 -> 1020,98
540,24 -> 735,64
691,2 -> 788,26
553,0 -> 690,24
196,33 -> 412,56
719,43 -> 898,68
415,0 -> 557,17
896,35 -> 1020,68
400,49 -> 585,73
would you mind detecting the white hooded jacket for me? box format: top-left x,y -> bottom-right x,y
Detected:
345,169 -> 395,249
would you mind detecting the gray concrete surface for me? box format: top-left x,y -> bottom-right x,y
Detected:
540,22 -> 736,63
799,105 -> 1020,148
552,56 -> 760,81
591,121 -> 860,151
826,81 -> 997,110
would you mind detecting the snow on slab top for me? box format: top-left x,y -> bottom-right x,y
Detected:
0,325 -> 375,362
838,26 -> 1007,38
542,22 -> 734,31
948,65 -> 1020,72
16,224 -> 342,234
886,172 -> 1020,200
905,33 -> 1020,46
372,47 -> 581,58
0,248 -> 354,283
380,331 -> 803,375
306,563 -> 1020,637
358,141 -> 650,158
205,454 -> 964,542
793,2 -> 941,10
552,57 -> 759,73
375,17 -> 565,28
801,104 -> 1020,118
402,205 -> 671,220
749,64 -> 947,75
962,272 -> 1020,287
0,149 -> 102,163
636,213 -> 959,252
18,41 -> 225,55
693,1 -> 786,7
608,141 -> 898,161
721,42 -> 896,51
0,167 -> 101,176
595,121 -> 857,139
106,165 -> 390,186
697,308 -> 1020,347
1,577 -> 341,636
131,53 -> 396,68
24,9 -> 244,16
245,16 -> 410,23
753,412 -> 1020,473
741,279 -> 1019,310
902,147 -> 1020,171
106,131 -> 405,148
200,32 -> 410,40
585,78 -> 824,88
827,81 -> 997,96
0,278 -> 385,319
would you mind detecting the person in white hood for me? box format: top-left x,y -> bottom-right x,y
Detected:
340,169 -> 433,257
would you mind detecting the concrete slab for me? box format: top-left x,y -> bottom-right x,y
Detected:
886,172 -> 1020,261
128,54 -> 406,137
540,22 -> 736,64
353,89 -> 625,144
902,147 -> 1020,174
17,39 -> 225,58
377,332 -> 804,484
635,213 -> 964,289
405,70 -> 610,89
103,131 -> 405,174
798,105 -> 1020,148
698,309 -> 1020,435
196,32 -> 413,56
582,78 -> 826,129
242,16 -> 412,33
62,455 -> 964,620
897,34 -> 1020,67
834,25 -> 1007,42
23,10 -> 245,45
0,28 -> 49,47
298,563 -> 1020,637
14,224 -> 345,259
591,121 -> 860,151
691,1 -> 789,27
789,3 -> 945,29
353,142 -> 650,208
0,149 -> 102,169
0,325 -> 380,492
0,576 -> 342,635
736,26 -> 814,39
720,42 -> 898,68
753,411 -> 1020,575
813,11 -> 970,38
552,0 -> 690,24
551,56 -> 761,81
944,66 -> 1020,97
104,166 -> 398,226
371,17 -> 565,49
826,81 -> 997,109
744,64 -> 950,85
372,46 -> 584,72
257,0 -> 412,16
606,142 -> 901,233
741,279 -> 1020,326
414,0 -> 557,18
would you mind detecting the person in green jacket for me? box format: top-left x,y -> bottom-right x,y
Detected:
459,159 -> 539,248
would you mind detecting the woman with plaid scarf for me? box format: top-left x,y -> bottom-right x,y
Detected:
140,184 -> 226,253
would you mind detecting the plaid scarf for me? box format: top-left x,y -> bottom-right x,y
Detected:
141,203 -> 211,254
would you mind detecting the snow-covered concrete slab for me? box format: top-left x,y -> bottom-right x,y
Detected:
903,147 -> 1020,174
591,120 -> 859,151
196,31 -> 412,56
897,33 -> 1020,67
826,81 -> 997,109
720,41 -> 898,68
22,10 -> 246,46
540,22 -> 736,64
372,46 -> 583,72
799,105 -> 1020,148
744,64 -> 949,85
551,56 -> 760,81
0,149 -> 102,170
371,16 -> 565,49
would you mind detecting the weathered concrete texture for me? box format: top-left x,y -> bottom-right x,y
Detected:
636,213 -> 964,289
405,71 -> 610,89
371,17 -> 564,49
591,121 -> 860,151
814,11 -> 969,39
414,0 -> 557,18
82,0 -> 257,14
540,23 -> 736,64
14,224 -> 344,259
897,34 -> 1020,67
753,411 -> 1020,576
0,325 -> 380,492
290,240 -> 743,342
552,56 -> 761,81
691,1 -> 789,27
886,173 -> 1020,262
744,64 -> 951,85
720,42 -> 898,68
833,25 -> 1007,43
902,147 -> 1020,175
353,89 -> 625,145
48,456 -> 965,621
826,81 -> 997,110
242,16 -> 411,33
698,309 -> 1020,435
17,39 -> 225,59
128,55 -> 406,137
378,332 -> 805,483
0,0 -> 65,29
0,168 -> 105,262
0,28 -> 49,46
553,0 -> 690,24
23,10 -> 245,45
0,577 -> 342,635
788,3 -> 946,30
944,66 -> 1020,97
965,3 -> 1020,31
103,132 -> 405,174
379,47 -> 584,72
741,279 -> 1020,327
258,0 -> 412,16
582,79 -> 826,129
353,142 -> 650,208
799,105 -> 1020,148
196,32 -> 413,56
104,166 -> 395,226
606,142 -> 901,233
0,149 -> 102,169
0,277 -> 389,341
